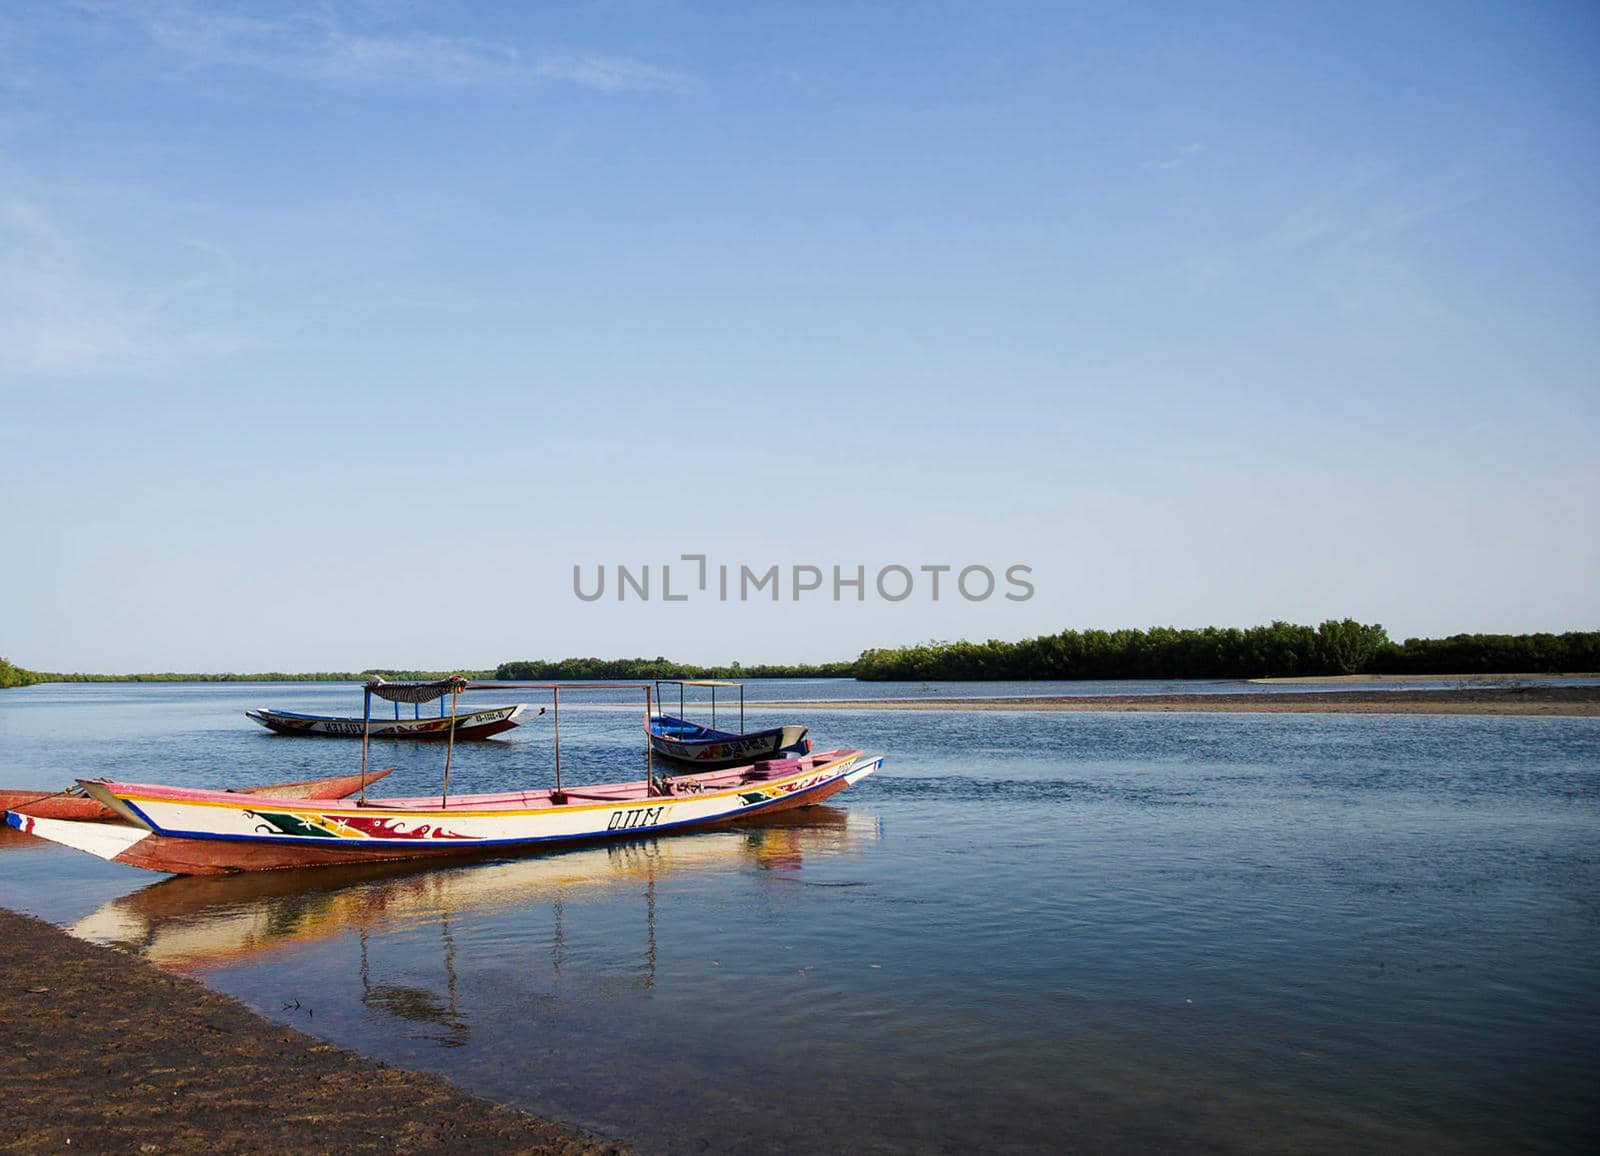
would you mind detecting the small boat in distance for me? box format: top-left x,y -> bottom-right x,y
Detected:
247,703 -> 532,740
0,768 -> 395,823
648,680 -> 809,769
10,678 -> 881,876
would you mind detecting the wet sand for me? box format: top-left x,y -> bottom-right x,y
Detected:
761,685 -> 1600,715
0,907 -> 624,1153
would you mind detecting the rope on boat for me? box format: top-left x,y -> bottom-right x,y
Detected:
5,785 -> 78,813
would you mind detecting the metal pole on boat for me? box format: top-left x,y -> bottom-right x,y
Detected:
441,684 -> 460,807
360,685 -> 373,804
553,686 -> 562,794
646,684 -> 656,796
711,684 -> 717,730
739,684 -> 745,733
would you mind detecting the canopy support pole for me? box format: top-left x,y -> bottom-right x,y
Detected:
553,686 -> 562,793
359,685 -> 373,804
646,684 -> 658,795
441,685 -> 460,807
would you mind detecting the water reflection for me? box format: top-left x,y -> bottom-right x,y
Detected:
359,922 -> 468,1048
71,807 -> 874,978
0,824 -> 41,850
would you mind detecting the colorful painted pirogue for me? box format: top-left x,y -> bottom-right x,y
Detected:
246,704 -> 529,740
0,769 -> 393,822
10,678 -> 882,877
647,679 -> 810,768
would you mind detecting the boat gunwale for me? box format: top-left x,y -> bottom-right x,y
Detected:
249,705 -> 525,724
81,749 -> 864,822
648,715 -> 798,744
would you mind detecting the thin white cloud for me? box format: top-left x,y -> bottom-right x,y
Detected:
1144,142 -> 1204,172
1277,162 -> 1472,252
111,1 -> 691,93
0,191 -> 252,381
531,52 -> 691,93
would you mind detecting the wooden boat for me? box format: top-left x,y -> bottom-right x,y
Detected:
0,768 -> 394,822
649,716 -> 810,767
11,751 -> 881,876
247,703 -> 530,740
648,679 -> 809,768
9,677 -> 883,876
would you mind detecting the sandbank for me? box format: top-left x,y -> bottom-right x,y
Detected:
758,685 -> 1600,716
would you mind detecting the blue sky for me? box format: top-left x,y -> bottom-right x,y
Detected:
1,1 -> 1596,672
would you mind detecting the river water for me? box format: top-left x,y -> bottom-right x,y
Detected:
1,681 -> 1595,1152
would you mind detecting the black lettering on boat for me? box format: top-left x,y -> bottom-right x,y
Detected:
608,806 -> 666,832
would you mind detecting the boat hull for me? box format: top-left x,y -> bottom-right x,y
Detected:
246,705 -> 528,740
648,717 -> 810,768
9,752 -> 883,876
0,769 -> 395,822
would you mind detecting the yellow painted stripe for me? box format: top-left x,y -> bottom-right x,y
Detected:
109,754 -> 857,820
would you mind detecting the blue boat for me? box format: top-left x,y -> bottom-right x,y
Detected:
648,680 -> 810,768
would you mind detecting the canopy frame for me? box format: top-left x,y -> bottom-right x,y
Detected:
358,679 -> 659,805
653,679 -> 745,733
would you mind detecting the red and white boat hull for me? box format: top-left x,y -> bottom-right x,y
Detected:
8,751 -> 883,876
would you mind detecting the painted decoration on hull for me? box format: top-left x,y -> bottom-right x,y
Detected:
243,810 -> 478,842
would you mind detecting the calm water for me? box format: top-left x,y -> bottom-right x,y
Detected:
1,682 -> 1597,1153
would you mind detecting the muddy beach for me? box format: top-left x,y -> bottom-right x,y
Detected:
0,908 -> 624,1154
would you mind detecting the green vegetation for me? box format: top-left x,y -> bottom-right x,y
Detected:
5,626 -> 1596,689
854,620 -> 1393,681
493,657 -> 857,681
1374,632 -> 1600,676
853,623 -> 1600,681
0,656 -> 46,689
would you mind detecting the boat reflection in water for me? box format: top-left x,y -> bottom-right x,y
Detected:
0,823 -> 40,850
70,806 -> 878,1048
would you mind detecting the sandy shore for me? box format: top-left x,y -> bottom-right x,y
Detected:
759,685 -> 1600,716
0,907 -> 624,1153
1249,672 -> 1599,685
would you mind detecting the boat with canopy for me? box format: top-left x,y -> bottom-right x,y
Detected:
647,679 -> 810,768
9,677 -> 882,876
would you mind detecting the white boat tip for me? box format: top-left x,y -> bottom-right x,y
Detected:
844,755 -> 885,785
8,812 -> 150,861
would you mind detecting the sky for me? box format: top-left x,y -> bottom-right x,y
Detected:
1,0 -> 1596,673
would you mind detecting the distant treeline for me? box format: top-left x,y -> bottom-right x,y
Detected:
0,657 -> 46,689
5,626 -> 1597,689
1372,632 -> 1600,676
0,665 -> 492,686
853,623 -> 1600,681
493,657 -> 857,680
